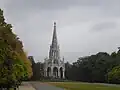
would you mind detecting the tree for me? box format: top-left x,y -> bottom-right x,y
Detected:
108,65 -> 120,84
0,8 -> 32,89
66,51 -> 120,83
65,62 -> 74,80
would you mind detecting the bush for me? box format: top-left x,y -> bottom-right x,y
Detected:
108,65 -> 120,84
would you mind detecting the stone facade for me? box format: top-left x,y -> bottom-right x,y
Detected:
44,22 -> 65,79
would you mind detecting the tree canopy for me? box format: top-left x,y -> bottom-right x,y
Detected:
0,9 -> 32,89
65,50 -> 120,84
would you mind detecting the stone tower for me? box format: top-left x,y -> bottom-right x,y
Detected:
44,22 -> 65,79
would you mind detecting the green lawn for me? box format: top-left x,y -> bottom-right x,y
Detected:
48,82 -> 120,90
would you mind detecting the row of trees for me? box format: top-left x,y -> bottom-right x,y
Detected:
28,50 -> 120,84
65,49 -> 120,84
0,9 -> 32,89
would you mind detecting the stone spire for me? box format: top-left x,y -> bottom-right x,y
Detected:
49,22 -> 60,63
51,22 -> 57,48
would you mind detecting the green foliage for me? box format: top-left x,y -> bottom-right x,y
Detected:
66,51 -> 120,83
0,8 -> 32,88
108,65 -> 120,84
13,64 -> 24,80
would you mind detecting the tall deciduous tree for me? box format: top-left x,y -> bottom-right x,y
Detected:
0,9 -> 32,89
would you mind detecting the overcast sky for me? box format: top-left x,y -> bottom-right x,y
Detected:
0,0 -> 120,63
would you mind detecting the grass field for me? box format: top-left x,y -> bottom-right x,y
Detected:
48,82 -> 120,90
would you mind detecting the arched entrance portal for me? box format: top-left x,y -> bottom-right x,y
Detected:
53,67 -> 58,78
47,67 -> 51,77
60,67 -> 63,78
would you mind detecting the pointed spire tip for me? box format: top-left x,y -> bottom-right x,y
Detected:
54,22 -> 56,27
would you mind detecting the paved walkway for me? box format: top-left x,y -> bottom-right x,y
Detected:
31,82 -> 64,90
19,82 -> 35,90
19,82 -> 64,90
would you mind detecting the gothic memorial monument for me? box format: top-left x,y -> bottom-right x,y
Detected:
44,22 -> 65,79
